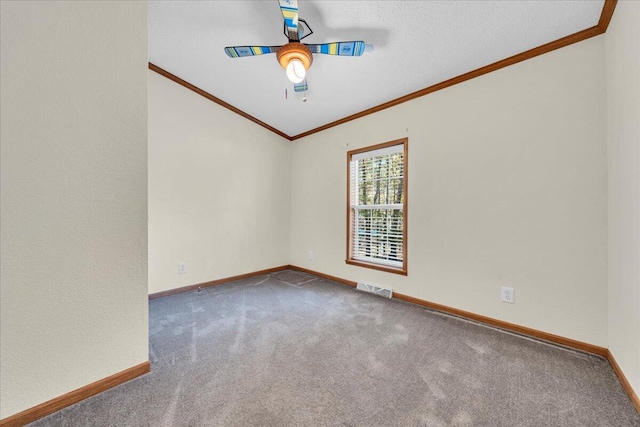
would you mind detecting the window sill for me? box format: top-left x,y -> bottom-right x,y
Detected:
345,259 -> 407,276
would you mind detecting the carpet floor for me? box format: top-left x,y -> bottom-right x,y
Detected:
30,270 -> 640,426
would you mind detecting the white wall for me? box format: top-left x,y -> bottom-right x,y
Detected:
605,0 -> 640,397
290,36 -> 608,347
0,1 -> 148,419
148,71 -> 291,295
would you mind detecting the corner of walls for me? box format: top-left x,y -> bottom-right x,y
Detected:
148,71 -> 291,295
604,0 -> 640,399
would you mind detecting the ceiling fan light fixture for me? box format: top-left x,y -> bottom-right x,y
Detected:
224,1 -> 369,95
286,59 -> 306,83
277,42 -> 313,83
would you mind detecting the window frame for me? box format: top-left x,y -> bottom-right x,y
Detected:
346,138 -> 408,275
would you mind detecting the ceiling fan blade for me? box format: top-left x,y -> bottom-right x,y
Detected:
224,46 -> 281,58
306,41 -> 366,56
293,80 -> 308,92
279,0 -> 299,41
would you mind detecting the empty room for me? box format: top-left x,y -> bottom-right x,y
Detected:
1,0 -> 639,426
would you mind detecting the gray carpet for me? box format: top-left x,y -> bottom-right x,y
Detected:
30,270 -> 640,426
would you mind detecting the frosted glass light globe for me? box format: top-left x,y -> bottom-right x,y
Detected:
286,59 -> 306,83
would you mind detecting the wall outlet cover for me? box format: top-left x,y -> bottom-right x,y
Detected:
501,286 -> 514,304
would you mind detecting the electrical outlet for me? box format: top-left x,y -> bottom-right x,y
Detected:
308,250 -> 314,260
501,287 -> 514,304
178,262 -> 187,274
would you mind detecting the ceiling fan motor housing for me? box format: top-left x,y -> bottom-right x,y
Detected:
276,42 -> 313,71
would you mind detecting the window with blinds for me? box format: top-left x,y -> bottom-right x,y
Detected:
347,139 -> 407,275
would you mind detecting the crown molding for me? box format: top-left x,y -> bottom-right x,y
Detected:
148,63 -> 293,141
291,0 -> 618,140
149,0 -> 617,142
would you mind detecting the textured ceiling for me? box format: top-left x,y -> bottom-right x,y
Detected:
148,1 -> 605,137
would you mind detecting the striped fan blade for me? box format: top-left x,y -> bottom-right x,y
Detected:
279,0 -> 299,40
294,80 -> 308,92
224,46 -> 280,58
306,41 -> 366,56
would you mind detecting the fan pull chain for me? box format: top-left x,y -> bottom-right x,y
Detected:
303,79 -> 307,102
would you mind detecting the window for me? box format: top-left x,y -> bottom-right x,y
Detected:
346,138 -> 407,275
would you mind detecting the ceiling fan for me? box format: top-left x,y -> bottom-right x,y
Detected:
224,0 -> 371,93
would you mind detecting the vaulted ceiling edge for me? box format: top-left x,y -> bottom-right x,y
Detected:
149,0 -> 617,142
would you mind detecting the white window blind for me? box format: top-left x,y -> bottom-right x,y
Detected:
350,143 -> 405,268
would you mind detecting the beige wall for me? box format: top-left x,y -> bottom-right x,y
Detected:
605,0 -> 640,396
148,71 -> 291,295
290,36 -> 608,347
0,1 -> 148,419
